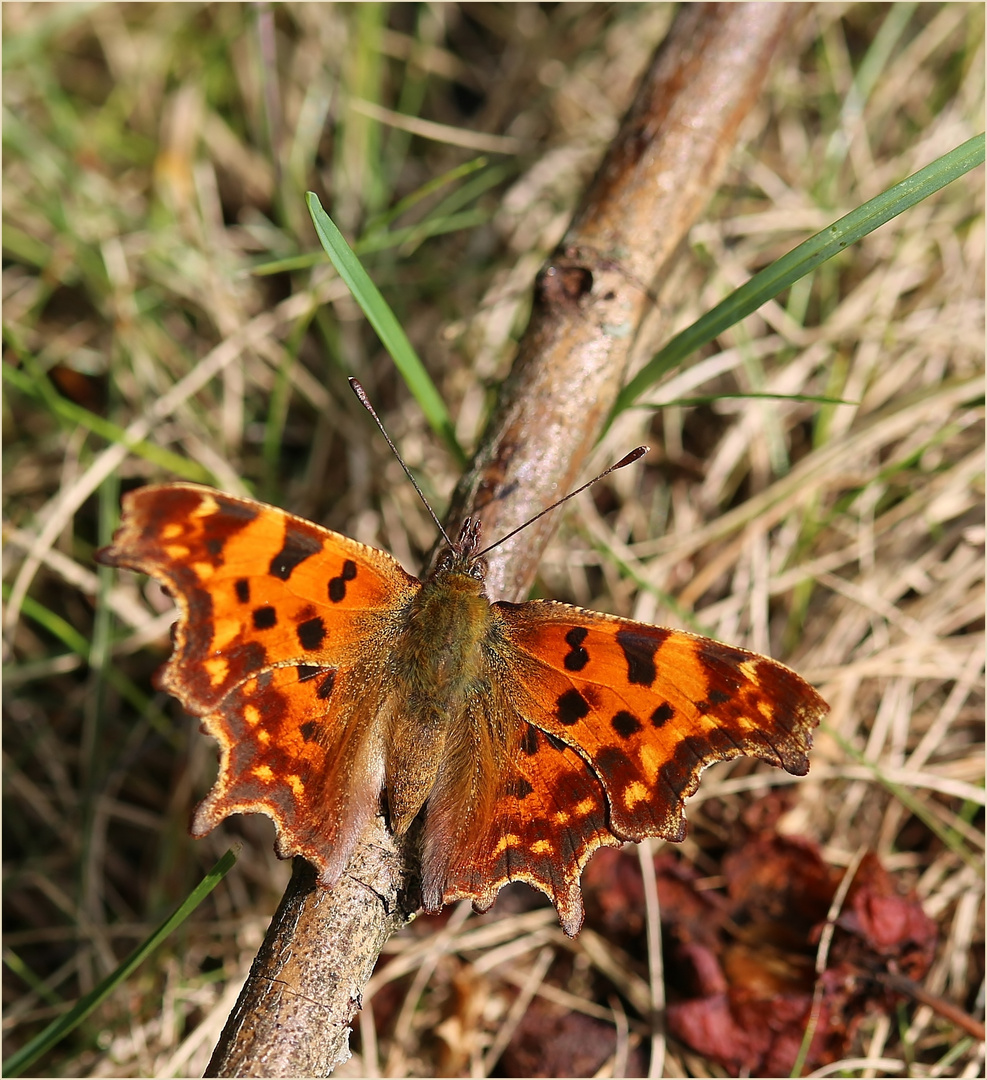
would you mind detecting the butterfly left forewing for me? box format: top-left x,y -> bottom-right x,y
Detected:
498,600 -> 827,844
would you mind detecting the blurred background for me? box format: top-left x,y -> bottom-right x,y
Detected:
3,3 -> 983,1076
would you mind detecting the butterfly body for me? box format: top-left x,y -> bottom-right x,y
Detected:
383,532 -> 497,834
97,482 -> 827,935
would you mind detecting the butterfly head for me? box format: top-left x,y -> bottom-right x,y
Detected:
430,517 -> 488,587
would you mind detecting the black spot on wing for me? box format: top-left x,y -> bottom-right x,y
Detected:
507,777 -> 534,800
252,606 -> 277,630
616,627 -> 668,686
696,687 -> 733,714
328,558 -> 359,603
300,721 -> 319,742
593,744 -> 634,778
556,688 -> 590,725
297,616 -> 326,651
269,530 -> 322,581
563,626 -> 590,671
206,537 -> 224,557
316,671 -> 336,699
297,665 -> 322,682
234,578 -> 250,604
521,724 -> 540,756
611,710 -> 642,738
651,702 -> 675,727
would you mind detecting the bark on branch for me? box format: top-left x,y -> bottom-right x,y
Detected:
205,5 -> 794,1075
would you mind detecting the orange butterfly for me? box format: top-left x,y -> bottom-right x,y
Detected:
97,475 -> 826,936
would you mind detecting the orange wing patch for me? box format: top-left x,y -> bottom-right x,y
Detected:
190,659 -> 393,887
427,710 -> 619,936
99,484 -> 417,712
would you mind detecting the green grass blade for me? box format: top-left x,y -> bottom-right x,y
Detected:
1,223 -> 52,268
255,207 -> 492,271
255,160 -> 501,272
639,392 -> 854,409
384,162 -> 514,257
251,251 -> 325,275
2,849 -> 237,1079
2,950 -> 64,1008
306,193 -> 464,464
7,588 -> 90,657
355,208 -> 490,255
611,134 -> 986,418
362,155 -> 491,235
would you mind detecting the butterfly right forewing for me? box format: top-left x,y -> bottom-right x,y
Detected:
499,600 -> 825,844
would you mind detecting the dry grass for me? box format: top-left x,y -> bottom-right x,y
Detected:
2,3 -> 983,1077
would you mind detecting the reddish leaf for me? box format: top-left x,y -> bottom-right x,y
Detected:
667,993 -> 768,1073
838,853 -> 937,972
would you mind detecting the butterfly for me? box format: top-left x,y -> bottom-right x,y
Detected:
96,480 -> 827,936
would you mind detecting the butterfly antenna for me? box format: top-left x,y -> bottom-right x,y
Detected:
476,446 -> 649,558
349,378 -> 455,547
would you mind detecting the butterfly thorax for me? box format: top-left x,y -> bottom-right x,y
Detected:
385,525 -> 497,832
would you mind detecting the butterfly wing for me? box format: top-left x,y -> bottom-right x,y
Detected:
422,689 -> 621,936
432,599 -> 826,934
503,600 -> 826,837
97,482 -> 420,883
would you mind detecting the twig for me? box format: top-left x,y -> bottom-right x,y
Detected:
875,970 -> 986,1043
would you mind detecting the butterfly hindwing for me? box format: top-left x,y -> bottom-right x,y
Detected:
424,599 -> 823,936
423,694 -> 618,936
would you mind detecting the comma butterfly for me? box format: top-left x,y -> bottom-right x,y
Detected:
97,449 -> 826,935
